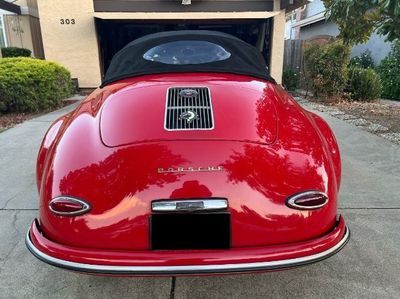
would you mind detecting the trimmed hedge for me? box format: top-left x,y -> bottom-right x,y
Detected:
304,41 -> 351,98
378,42 -> 400,100
348,68 -> 382,102
1,47 -> 32,58
0,58 -> 73,113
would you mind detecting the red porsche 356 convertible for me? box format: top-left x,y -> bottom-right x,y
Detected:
26,30 -> 349,275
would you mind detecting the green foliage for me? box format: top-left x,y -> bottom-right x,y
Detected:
348,67 -> 382,101
1,47 -> 32,58
349,50 -> 375,69
0,58 -> 73,113
283,68 -> 300,91
378,42 -> 400,100
304,41 -> 351,97
323,0 -> 400,44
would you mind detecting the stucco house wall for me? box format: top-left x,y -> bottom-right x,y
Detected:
37,0 -> 102,88
304,0 -> 325,17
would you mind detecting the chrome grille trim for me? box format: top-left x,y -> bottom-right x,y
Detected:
164,87 -> 214,131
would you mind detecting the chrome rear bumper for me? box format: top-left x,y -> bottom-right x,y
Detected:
26,222 -> 350,276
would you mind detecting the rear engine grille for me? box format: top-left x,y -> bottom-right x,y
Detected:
165,87 -> 214,130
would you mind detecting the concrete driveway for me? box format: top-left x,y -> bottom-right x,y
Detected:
0,101 -> 399,299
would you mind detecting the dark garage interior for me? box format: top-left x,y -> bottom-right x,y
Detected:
95,18 -> 273,77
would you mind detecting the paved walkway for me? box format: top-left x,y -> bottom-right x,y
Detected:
381,99 -> 400,107
0,101 -> 399,298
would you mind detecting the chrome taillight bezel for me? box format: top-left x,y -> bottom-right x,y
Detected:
49,196 -> 91,216
286,191 -> 329,210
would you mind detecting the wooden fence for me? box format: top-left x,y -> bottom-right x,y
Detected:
284,39 -> 305,72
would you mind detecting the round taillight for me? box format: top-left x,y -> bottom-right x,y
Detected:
49,197 -> 91,216
286,191 -> 328,210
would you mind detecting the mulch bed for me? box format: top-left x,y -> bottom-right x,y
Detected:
329,100 -> 400,134
0,99 -> 79,132
293,91 -> 400,144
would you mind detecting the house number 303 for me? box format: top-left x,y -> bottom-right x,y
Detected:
60,19 -> 76,25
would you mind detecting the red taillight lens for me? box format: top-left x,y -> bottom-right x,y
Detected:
49,197 -> 91,216
286,191 -> 328,210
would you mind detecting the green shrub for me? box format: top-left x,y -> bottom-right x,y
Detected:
304,41 -> 351,98
349,50 -> 375,69
378,42 -> 400,100
283,68 -> 300,91
0,58 -> 73,113
1,47 -> 32,58
348,67 -> 382,101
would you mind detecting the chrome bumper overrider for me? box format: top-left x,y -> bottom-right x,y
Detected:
25,225 -> 350,275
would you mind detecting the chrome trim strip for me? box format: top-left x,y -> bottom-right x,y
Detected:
49,196 -> 91,216
25,224 -> 350,275
286,191 -> 329,210
152,199 -> 228,212
164,86 -> 215,131
167,106 -> 211,109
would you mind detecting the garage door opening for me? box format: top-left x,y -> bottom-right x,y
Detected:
95,18 -> 273,78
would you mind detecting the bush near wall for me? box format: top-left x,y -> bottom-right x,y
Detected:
349,50 -> 375,69
378,42 -> 400,101
0,58 -> 73,113
283,68 -> 300,91
1,47 -> 32,58
348,67 -> 382,102
304,41 -> 351,98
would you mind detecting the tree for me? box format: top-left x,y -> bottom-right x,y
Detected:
323,0 -> 400,44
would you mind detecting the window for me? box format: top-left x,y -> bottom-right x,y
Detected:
143,40 -> 231,65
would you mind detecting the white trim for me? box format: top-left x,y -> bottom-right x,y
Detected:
20,6 -> 39,18
0,14 -> 7,48
94,11 -> 280,20
291,11 -> 326,28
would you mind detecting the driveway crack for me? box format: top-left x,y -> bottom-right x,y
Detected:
0,211 -> 21,274
169,277 -> 176,299
1,182 -> 36,210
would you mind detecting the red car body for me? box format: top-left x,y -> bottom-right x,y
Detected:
26,32 -> 349,276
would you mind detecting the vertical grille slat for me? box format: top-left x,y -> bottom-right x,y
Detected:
165,87 -> 214,131
203,89 -> 209,129
199,88 -> 204,129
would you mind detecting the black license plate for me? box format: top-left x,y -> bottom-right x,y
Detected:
151,213 -> 231,250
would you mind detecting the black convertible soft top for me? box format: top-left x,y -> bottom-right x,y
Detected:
102,30 -> 276,86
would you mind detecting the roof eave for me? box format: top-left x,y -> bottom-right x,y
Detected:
281,0 -> 310,12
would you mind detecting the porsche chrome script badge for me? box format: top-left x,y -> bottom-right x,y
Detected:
158,166 -> 224,174
180,110 -> 197,123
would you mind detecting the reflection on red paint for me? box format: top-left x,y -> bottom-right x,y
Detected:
170,181 -> 212,198
36,73 -> 341,253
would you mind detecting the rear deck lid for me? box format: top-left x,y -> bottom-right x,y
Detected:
100,83 -> 277,147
